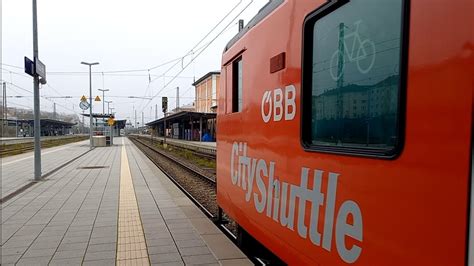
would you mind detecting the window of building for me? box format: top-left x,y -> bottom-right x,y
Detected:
302,0 -> 407,157
232,58 -> 243,112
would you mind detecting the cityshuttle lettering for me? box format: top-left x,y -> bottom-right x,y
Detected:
230,142 -> 363,263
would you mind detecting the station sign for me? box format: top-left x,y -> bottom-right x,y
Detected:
35,57 -> 46,81
24,56 -> 47,84
24,57 -> 35,76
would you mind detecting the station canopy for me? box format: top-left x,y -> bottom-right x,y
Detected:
81,113 -> 115,119
146,111 -> 216,126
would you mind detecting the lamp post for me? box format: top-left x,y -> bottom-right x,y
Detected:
98,88 -> 109,135
98,88 -> 109,114
105,100 -> 113,114
81,61 -> 99,148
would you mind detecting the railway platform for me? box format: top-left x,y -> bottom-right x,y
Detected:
0,135 -> 89,145
1,137 -> 250,265
131,135 -> 216,157
1,139 -> 91,202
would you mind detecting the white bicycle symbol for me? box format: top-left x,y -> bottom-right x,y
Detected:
330,20 -> 376,81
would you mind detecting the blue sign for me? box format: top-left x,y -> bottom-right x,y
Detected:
24,57 -> 34,76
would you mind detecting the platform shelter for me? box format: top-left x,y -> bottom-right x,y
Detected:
146,111 -> 216,142
1,118 -> 75,137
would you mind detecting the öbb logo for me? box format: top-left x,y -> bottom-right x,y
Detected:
261,85 -> 296,123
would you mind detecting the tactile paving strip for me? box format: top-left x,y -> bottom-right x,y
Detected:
117,141 -> 150,265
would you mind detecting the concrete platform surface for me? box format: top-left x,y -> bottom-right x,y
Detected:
1,140 -> 91,199
0,135 -> 88,145
0,137 -> 251,265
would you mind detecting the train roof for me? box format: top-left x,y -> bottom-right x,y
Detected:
224,0 -> 284,52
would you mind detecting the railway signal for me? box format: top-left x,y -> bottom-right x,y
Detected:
162,97 -> 168,113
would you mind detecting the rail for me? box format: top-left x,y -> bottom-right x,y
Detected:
130,134 -> 216,159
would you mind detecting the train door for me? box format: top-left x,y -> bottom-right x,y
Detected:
221,50 -> 245,137
470,130 -> 474,265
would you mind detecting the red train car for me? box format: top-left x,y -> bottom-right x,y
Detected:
217,0 -> 474,265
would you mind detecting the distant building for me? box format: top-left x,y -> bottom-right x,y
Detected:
312,75 -> 398,120
193,71 -> 220,113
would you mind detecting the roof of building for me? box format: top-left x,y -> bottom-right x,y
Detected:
81,113 -> 115,118
316,75 -> 399,97
146,111 -> 216,126
192,71 -> 221,86
0,118 -> 76,126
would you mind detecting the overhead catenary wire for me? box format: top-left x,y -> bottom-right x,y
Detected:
2,81 -> 82,116
2,0 -> 254,120
134,1 -> 246,110
140,0 -> 255,114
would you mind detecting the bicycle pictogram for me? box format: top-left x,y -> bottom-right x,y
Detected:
330,20 -> 376,81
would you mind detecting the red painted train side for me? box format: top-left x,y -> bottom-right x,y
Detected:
217,0 -> 474,265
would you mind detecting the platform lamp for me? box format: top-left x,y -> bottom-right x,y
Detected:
105,101 -> 113,114
81,61 -> 99,148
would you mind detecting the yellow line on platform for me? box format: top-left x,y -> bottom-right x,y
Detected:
117,140 -> 150,266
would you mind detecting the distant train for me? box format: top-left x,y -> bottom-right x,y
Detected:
217,0 -> 474,264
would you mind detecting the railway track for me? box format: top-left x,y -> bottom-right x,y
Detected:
130,136 -> 218,216
131,134 -> 216,160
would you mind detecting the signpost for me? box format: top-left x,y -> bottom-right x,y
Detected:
24,2 -> 48,181
162,97 -> 168,146
107,117 -> 115,146
79,101 -> 90,110
32,0 -> 43,181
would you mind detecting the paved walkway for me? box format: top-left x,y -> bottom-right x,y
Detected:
1,140 -> 90,198
1,137 -> 250,265
0,135 -> 88,145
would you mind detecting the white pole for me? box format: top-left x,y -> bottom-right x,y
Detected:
81,62 -> 99,148
89,65 -> 93,147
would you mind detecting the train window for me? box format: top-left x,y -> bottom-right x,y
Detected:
302,0 -> 406,158
233,57 -> 243,112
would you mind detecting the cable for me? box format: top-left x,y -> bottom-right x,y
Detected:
7,101 -> 33,110
135,0 -> 245,107
1,63 -> 23,70
141,0 -> 255,113
3,81 -> 82,116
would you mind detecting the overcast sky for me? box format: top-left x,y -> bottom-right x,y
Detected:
1,0 -> 267,124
